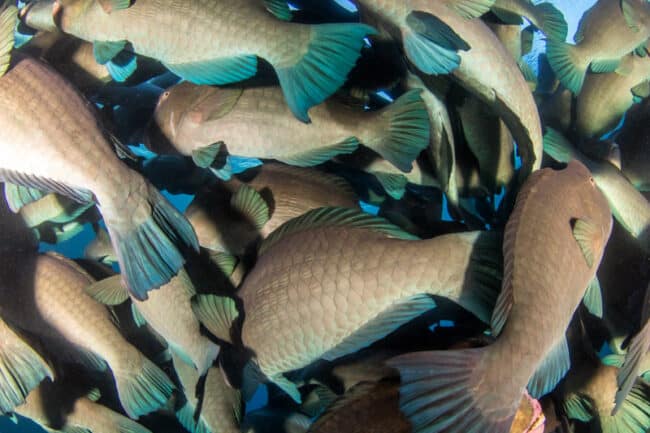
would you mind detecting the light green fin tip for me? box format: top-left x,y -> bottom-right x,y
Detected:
164,55 -> 258,86
230,185 -> 270,230
191,294 -> 238,344
573,218 -> 599,268
543,127 -> 576,163
372,171 -> 408,200
131,303 -> 147,327
264,0 -> 292,21
0,4 -> 16,78
563,393 -> 594,422
583,277 -> 603,317
518,58 -> 538,90
591,58 -> 622,74
534,2 -> 569,41
259,207 -> 418,256
85,275 -> 129,306
271,373 -> 302,403
276,137 -> 359,167
527,336 -> 570,398
4,183 -> 46,213
93,40 -> 127,65
115,356 -> 175,418
631,81 -> 650,100
204,249 -> 238,277
605,380 -> 650,433
98,0 -> 131,13
448,0 -> 495,19
491,7 -> 523,24
322,294 -> 436,362
86,388 -> 101,402
546,40 -> 586,94
191,142 -> 223,169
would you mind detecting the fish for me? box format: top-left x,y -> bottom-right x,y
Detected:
0,183 -> 38,251
547,0 -> 650,95
21,0 -> 375,122
14,378 -> 153,433
185,163 -> 358,257
171,353 -> 242,433
242,409 -> 312,433
85,269 -> 220,376
85,226 -> 118,266
576,53 -> 650,140
0,251 -> 175,418
614,99 -> 650,191
485,21 -> 537,90
0,7 -> 198,300
539,86 -> 574,135
490,0 -> 568,41
560,343 -> 650,433
191,207 -> 502,402
544,128 -> 650,253
146,82 -> 431,177
388,160 -> 612,433
0,316 -> 53,414
357,0 -> 543,180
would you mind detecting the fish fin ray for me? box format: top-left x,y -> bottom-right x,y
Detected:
572,218 -> 600,268
533,3 -> 568,41
191,294 -> 238,344
491,7 -> 523,24
563,393 -> 594,422
175,402 -> 209,433
85,275 -> 129,306
590,58 -> 622,74
93,40 -> 127,64
463,232 -> 504,324
543,127 -> 576,163
203,249 -> 238,277
106,52 -> 137,83
372,171 -> 408,200
615,316 -> 650,413
164,55 -> 257,86
583,277 -> 603,317
276,137 -> 359,167
527,336 -> 570,398
263,0 -> 292,21
230,184 -> 270,230
546,40 -> 587,94
322,294 -> 436,362
0,169 -> 94,204
98,0 -> 131,13
447,0 -> 495,19
131,303 -> 147,327
271,374 -> 301,403
3,182 -> 46,213
621,0 -> 640,32
0,4 -> 16,78
631,81 -> 650,99
191,142 -> 223,169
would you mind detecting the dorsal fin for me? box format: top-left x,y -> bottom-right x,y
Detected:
0,3 -> 16,78
230,185 -> 270,229
259,207 -> 418,256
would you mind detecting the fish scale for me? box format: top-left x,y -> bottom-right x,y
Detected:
240,228 -> 496,377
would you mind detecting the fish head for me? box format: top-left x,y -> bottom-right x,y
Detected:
19,0 -> 58,32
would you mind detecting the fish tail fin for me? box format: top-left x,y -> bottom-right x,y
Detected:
103,181 -> 198,301
543,127 -> 578,163
0,325 -> 53,413
275,23 -> 376,122
114,351 -> 175,419
615,318 -> 650,414
603,378 -> 650,432
546,40 -> 588,94
533,3 -> 568,41
388,348 -> 516,433
364,89 -> 431,172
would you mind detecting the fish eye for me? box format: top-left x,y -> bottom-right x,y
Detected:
589,177 -> 595,185
161,91 -> 170,100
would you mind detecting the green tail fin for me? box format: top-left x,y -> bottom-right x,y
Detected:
0,324 -> 53,413
543,127 -> 578,163
176,402 -> 210,433
275,23 -> 376,122
403,11 -> 470,75
109,183 -> 199,301
114,354 -> 175,419
191,294 -> 239,344
388,348 -> 516,433
372,171 -> 408,200
534,3 -> 568,41
603,379 -> 650,433
365,89 -> 431,172
546,40 -> 588,94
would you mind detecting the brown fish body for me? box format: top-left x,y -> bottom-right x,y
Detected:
576,54 -> 650,139
616,99 -> 650,191
240,226 -> 500,380
186,164 -> 358,255
388,161 -> 612,433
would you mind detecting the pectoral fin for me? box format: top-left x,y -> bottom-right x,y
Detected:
572,218 -> 601,268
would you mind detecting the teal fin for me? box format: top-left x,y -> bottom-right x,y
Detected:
388,347 -> 515,433
605,379 -> 650,432
631,81 -> 650,99
491,276 -> 513,336
302,384 -> 337,417
98,0 -> 131,13
591,58 -> 622,74
527,337 -> 570,398
271,373 -> 301,404
230,185 -> 270,230
114,355 -> 175,418
164,55 -> 258,86
583,277 -> 603,318
621,0 -> 640,32
203,249 -> 238,277
543,127 -> 577,163
110,184 -> 199,301
21,194 -> 93,228
635,42 -> 648,57
365,89 -> 430,172
491,7 -> 523,25
84,275 -> 129,306
276,137 -> 359,167
0,4 -> 16,78
572,218 -> 599,268
259,207 -> 418,256
546,40 -> 587,94
191,294 -> 238,344
93,40 -> 127,64
176,402 -> 209,433
448,0 -> 495,19
462,232 -> 503,324
602,354 -> 625,368
403,11 -> 470,75
534,2 -> 569,41
131,303 -> 147,327
106,52 -> 137,83
242,360 -> 265,402
373,171 -> 408,200
275,23 -> 375,122
191,142 -> 223,169
0,169 -> 94,204
322,294 -> 436,362
263,0 -> 292,20
86,388 -> 101,402
563,393 -> 594,422
518,58 -> 538,90
3,183 -> 45,213
615,318 -> 650,413
51,222 -> 86,244
285,413 -> 312,433
0,325 -> 53,413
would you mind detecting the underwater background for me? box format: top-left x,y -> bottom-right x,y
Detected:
0,0 -> 605,431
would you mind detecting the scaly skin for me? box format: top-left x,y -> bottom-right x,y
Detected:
471,161 -> 612,422
571,0 -> 650,64
132,270 -> 219,375
55,0 -> 309,68
149,83 -> 395,160
185,163 -> 358,255
0,252 -> 157,395
577,54 -> 650,139
359,0 -> 543,175
240,229 -> 499,378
